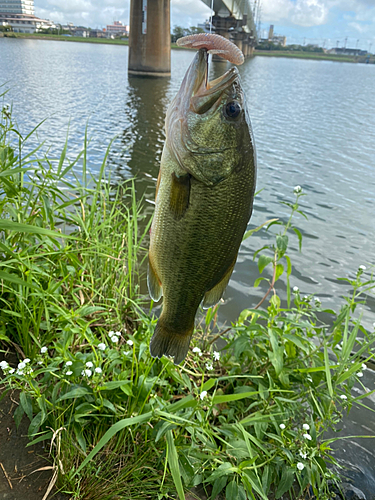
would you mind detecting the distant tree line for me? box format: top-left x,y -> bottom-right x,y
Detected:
0,24 -> 12,32
171,25 -> 204,43
256,41 -> 324,53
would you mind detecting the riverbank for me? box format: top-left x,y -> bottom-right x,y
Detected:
2,33 -> 374,63
1,84 -> 375,500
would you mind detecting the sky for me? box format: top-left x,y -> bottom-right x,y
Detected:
35,0 -> 375,51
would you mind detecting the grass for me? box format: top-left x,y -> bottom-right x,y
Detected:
3,32 -> 129,45
1,90 -> 375,500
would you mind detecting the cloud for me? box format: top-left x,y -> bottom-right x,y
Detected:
262,0 -> 329,27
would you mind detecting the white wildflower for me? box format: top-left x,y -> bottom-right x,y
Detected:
18,362 -> 26,370
97,343 -> 106,351
37,361 -> 43,365
16,370 -> 24,376
23,358 -> 31,364
299,451 -> 307,459
108,330 -> 115,337
200,391 -> 208,400
85,361 -> 93,368
192,347 -> 202,356
82,369 -> 92,377
0,361 -> 9,370
279,423 -> 286,430
95,367 -> 102,374
362,363 -> 367,371
66,371 -> 73,376
315,297 -> 321,305
115,331 -> 121,336
303,423 -> 310,431
206,363 -> 213,371
66,361 -> 73,366
340,395 -> 348,400
111,335 -> 119,343
297,462 -> 305,471
213,351 -> 220,361
303,433 -> 312,441
126,339 -> 134,346
357,372 -> 363,378
293,286 -> 299,293
294,185 -> 302,194
359,265 -> 366,271
9,368 -> 15,374
40,346 -> 48,354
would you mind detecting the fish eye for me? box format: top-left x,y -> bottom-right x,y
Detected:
224,101 -> 241,119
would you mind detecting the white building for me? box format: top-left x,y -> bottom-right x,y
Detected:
0,0 -> 56,33
0,13 -> 55,33
0,0 -> 34,15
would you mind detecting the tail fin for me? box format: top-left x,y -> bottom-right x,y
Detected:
150,317 -> 193,365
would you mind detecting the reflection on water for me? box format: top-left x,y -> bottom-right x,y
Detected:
108,75 -> 170,208
1,38 -> 375,486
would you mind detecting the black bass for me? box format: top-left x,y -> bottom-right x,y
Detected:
148,35 -> 256,364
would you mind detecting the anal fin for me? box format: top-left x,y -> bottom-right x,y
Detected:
169,172 -> 191,219
202,259 -> 236,309
147,257 -> 163,302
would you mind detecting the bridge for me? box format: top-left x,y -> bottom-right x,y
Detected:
128,0 -> 258,76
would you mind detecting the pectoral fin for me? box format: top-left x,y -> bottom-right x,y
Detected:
202,260 -> 236,309
169,172 -> 191,219
147,256 -> 162,302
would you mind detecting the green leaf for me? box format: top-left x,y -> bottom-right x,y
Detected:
324,345 -> 333,398
275,467 -> 294,499
276,235 -> 288,255
293,227 -> 303,251
258,254 -> 273,274
13,404 -> 24,429
20,392 -> 33,421
213,391 -> 258,405
0,220 -> 76,239
57,387 -> 92,402
166,430 -> 185,500
99,380 -> 131,391
73,411 -> 152,477
28,411 -> 43,438
275,264 -> 284,281
0,270 -> 39,290
205,462 -> 236,483
226,480 -> 239,500
211,476 -> 227,500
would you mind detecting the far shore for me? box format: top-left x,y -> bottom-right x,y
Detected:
1,32 -> 374,64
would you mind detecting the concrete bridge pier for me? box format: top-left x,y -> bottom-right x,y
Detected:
128,0 -> 171,77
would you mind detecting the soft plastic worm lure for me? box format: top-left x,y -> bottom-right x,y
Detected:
176,33 -> 244,65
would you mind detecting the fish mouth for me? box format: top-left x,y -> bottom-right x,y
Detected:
181,49 -> 239,115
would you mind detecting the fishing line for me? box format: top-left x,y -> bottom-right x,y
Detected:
210,0 -> 213,33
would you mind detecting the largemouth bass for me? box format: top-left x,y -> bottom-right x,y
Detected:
148,42 -> 256,364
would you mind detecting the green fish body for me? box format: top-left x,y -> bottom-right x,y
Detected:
148,49 -> 256,364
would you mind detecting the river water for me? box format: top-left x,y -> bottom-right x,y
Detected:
1,38 -> 375,496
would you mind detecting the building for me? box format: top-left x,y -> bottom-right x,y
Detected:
106,21 -> 128,37
0,0 -> 34,15
327,47 -> 367,56
0,12 -> 55,33
0,0 -> 55,33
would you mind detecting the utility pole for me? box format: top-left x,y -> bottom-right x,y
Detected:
344,36 -> 347,49
369,42 -> 373,54
356,39 -> 359,49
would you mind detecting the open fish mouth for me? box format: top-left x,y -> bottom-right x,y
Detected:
179,49 -> 239,115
